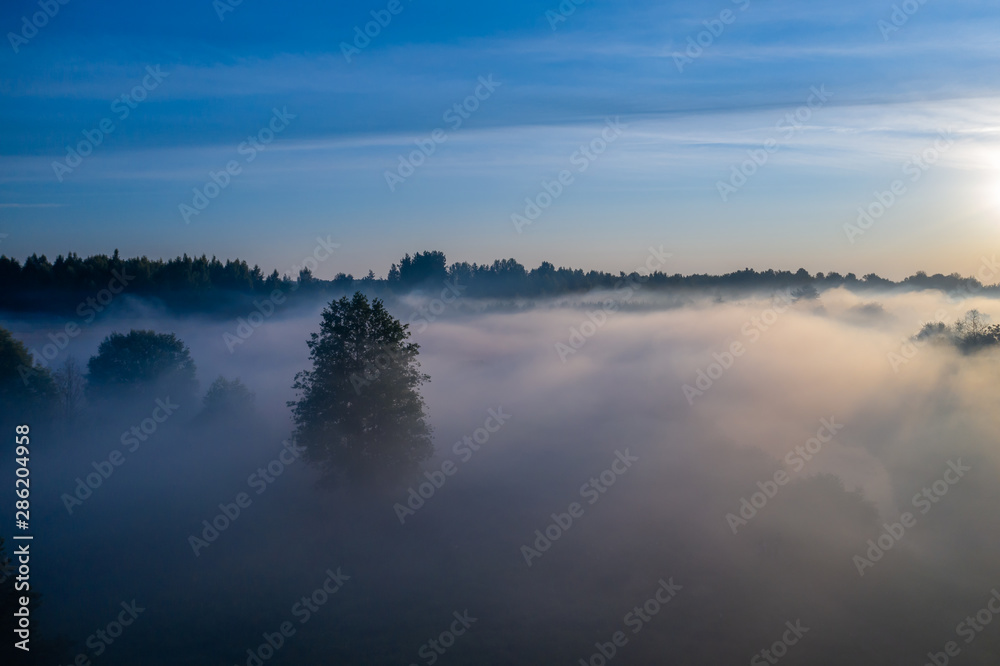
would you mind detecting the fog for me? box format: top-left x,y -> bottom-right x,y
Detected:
3,286 -> 1000,665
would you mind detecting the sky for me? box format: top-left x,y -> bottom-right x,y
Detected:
1,0 -> 1000,280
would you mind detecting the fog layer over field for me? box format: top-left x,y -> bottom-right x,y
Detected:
4,286 -> 1000,665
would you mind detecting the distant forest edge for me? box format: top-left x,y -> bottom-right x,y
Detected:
0,249 -> 997,314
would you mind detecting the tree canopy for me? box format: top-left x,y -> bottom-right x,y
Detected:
86,329 -> 197,400
387,250 -> 448,290
289,292 -> 432,484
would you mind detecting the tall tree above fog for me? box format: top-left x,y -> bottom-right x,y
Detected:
288,292 -> 432,484
86,329 -> 197,401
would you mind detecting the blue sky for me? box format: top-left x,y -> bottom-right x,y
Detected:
1,0 -> 999,279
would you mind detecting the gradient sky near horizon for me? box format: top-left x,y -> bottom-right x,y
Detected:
1,0 -> 999,280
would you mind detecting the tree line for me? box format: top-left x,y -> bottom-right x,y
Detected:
0,249 -> 995,313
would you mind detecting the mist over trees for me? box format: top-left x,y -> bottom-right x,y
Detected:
201,376 -> 255,417
86,330 -> 198,402
0,250 -> 995,315
0,295 -> 437,488
0,326 -> 250,428
1,281 -> 999,663
0,326 -> 55,427
916,309 -> 1000,353
53,357 -> 86,420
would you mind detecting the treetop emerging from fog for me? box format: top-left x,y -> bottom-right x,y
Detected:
288,292 -> 433,485
86,330 -> 198,400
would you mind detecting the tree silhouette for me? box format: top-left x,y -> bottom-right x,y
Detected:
954,310 -> 1000,351
86,330 -> 197,401
913,310 -> 1000,353
0,326 -> 55,425
53,357 -> 86,419
387,251 -> 447,290
289,292 -> 432,484
4,249 -> 999,313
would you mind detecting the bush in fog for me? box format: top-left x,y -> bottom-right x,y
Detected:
86,329 -> 197,401
289,292 -> 432,483
954,309 -> 1000,351
915,321 -> 950,342
915,310 -> 1000,353
0,326 -> 55,421
202,375 -> 255,416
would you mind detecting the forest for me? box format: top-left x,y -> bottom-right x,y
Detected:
0,249 -> 994,314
